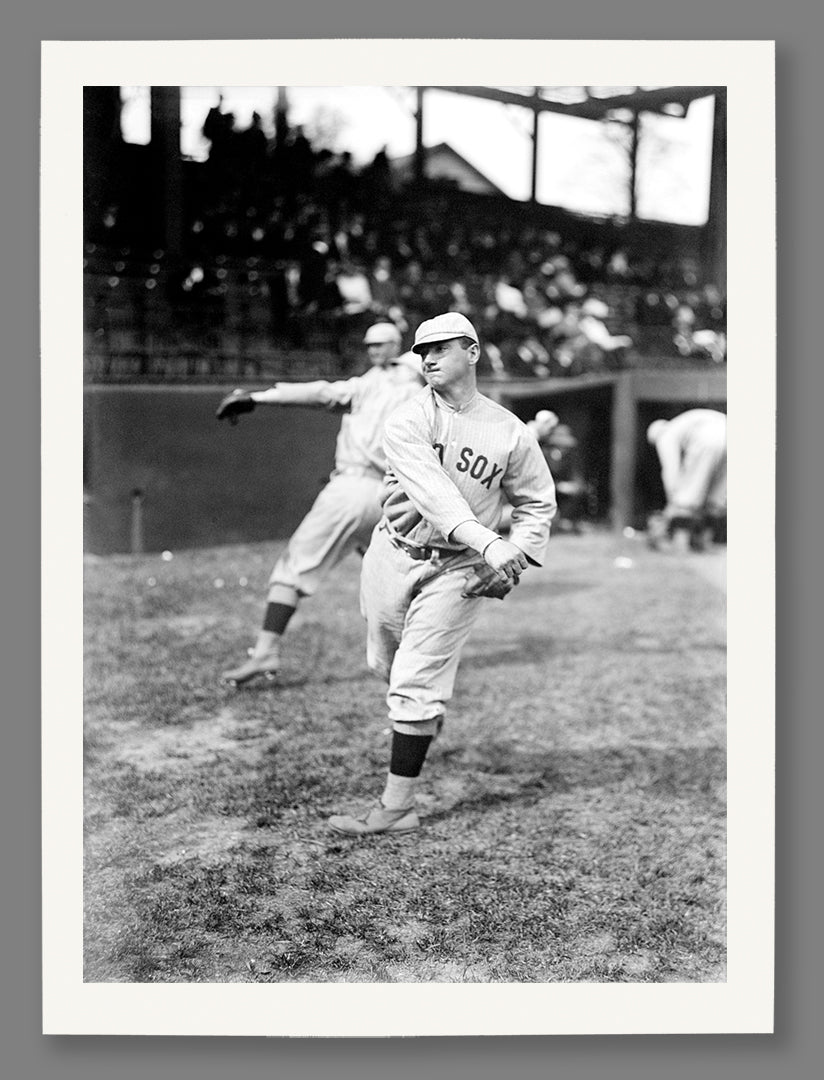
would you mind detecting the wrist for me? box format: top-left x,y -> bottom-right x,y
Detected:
481,536 -> 503,557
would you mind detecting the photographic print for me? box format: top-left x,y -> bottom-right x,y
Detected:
42,39 -> 775,1036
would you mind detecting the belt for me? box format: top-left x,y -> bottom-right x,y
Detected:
382,523 -> 463,562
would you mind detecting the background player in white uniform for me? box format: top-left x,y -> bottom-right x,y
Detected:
646,408 -> 727,551
215,322 -> 424,685
329,312 -> 556,835
526,409 -> 559,441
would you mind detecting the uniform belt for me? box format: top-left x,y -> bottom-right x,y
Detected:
382,524 -> 462,561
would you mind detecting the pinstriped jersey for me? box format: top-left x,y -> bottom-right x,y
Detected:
266,363 -> 423,477
381,386 -> 556,565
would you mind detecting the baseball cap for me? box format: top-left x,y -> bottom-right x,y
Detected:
647,419 -> 669,444
535,409 -> 559,427
411,312 -> 479,354
363,322 -> 402,346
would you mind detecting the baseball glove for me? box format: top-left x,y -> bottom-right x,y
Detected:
216,389 -> 256,424
461,564 -> 517,600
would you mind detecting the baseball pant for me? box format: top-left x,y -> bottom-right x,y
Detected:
267,471 -> 383,607
668,435 -> 727,519
360,524 -> 483,726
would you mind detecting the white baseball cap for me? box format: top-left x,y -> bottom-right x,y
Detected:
363,322 -> 402,345
647,419 -> 669,444
412,312 -> 479,354
535,409 -> 559,427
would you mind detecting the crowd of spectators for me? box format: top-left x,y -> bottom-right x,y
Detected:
85,103 -> 728,380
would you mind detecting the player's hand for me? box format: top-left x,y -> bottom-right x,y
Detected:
382,490 -> 423,536
483,538 -> 528,584
216,389 -> 256,424
461,564 -> 516,600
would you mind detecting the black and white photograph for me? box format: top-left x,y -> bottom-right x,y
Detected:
41,39 -> 775,1037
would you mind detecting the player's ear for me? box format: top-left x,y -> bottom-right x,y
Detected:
467,342 -> 480,366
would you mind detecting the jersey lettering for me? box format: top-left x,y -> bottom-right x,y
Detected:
454,445 -> 504,489
479,462 -> 504,489
456,446 -> 473,472
432,441 -> 445,464
469,454 -> 488,479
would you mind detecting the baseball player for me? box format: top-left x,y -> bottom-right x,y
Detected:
215,322 -> 424,685
328,312 -> 556,836
646,408 -> 727,552
526,409 -> 560,442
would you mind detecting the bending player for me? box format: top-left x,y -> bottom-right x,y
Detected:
646,409 -> 727,552
328,312 -> 556,835
215,322 -> 423,686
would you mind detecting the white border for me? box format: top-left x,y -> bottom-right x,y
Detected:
42,38 -> 775,1036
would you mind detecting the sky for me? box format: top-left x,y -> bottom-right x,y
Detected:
119,85 -> 715,225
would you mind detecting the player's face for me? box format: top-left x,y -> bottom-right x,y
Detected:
366,340 -> 400,367
419,337 -> 476,389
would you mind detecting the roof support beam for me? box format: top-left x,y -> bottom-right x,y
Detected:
430,85 -> 720,120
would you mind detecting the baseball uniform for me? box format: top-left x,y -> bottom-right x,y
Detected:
651,409 -> 727,520
361,384 -> 556,725
262,361 -> 423,608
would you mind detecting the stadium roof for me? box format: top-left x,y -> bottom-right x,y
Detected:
429,85 -> 722,121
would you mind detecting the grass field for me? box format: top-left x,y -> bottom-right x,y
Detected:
83,528 -> 726,984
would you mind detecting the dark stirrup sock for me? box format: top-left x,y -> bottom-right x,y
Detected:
263,602 -> 296,636
389,730 -> 434,778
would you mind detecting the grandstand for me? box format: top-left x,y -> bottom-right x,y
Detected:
83,86 -> 727,552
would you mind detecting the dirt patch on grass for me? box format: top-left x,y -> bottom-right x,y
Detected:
94,706 -> 270,774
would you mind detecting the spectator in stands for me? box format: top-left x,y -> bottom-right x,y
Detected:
550,298 -> 633,375
237,111 -> 268,175
543,255 -> 586,304
494,276 -> 529,320
369,255 -> 399,316
335,260 -> 373,316
513,335 -> 552,379
579,298 -> 633,354
672,303 -> 727,364
522,277 -> 562,330
360,147 -> 394,213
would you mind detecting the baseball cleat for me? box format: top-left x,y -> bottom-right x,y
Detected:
328,802 -> 420,836
221,650 -> 281,687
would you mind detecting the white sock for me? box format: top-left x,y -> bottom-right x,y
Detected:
253,631 -> 281,657
381,773 -> 418,811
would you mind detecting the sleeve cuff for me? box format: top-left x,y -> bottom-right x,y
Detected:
250,387 -> 280,404
450,519 -> 501,555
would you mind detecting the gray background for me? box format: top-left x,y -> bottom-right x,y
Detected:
2,0 -> 819,1076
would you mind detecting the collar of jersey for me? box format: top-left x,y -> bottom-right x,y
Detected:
430,388 -> 479,414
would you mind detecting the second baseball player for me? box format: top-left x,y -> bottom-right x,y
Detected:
216,322 -> 423,685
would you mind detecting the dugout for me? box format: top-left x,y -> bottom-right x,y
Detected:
83,369 -> 726,555
487,367 -> 727,531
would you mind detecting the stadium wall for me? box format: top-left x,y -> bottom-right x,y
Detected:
85,369 -> 727,555
84,385 -> 342,555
